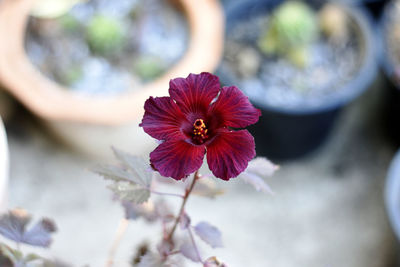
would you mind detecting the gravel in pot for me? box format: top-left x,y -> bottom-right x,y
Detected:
25,0 -> 189,96
218,0 -> 376,160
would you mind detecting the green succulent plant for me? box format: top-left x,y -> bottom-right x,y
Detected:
86,15 -> 125,55
133,56 -> 165,81
59,14 -> 80,32
258,1 -> 318,67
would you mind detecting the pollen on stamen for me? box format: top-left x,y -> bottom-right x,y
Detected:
192,119 -> 209,144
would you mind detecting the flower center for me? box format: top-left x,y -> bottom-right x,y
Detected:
192,119 -> 209,145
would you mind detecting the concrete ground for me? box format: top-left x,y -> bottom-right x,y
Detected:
1,74 -> 399,266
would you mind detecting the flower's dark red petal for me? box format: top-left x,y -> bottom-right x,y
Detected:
206,130 -> 255,180
169,72 -> 220,115
150,139 -> 206,180
208,86 -> 261,129
139,96 -> 188,140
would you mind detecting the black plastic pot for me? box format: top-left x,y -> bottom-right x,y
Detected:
379,0 -> 400,147
219,0 -> 377,161
362,0 -> 391,18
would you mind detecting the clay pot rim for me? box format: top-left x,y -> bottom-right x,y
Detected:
0,0 -> 224,125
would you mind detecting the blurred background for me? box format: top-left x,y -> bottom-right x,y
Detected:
1,0 -> 400,266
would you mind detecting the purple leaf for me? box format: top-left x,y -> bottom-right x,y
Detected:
239,173 -> 273,194
0,209 -> 31,244
180,241 -> 201,262
179,213 -> 191,230
22,218 -> 57,247
239,157 -> 278,194
0,209 -> 56,248
194,222 -> 223,248
246,157 -> 278,177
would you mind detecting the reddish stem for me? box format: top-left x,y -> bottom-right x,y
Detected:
166,171 -> 199,242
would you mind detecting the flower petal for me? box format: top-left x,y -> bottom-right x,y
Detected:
169,72 -> 220,115
140,97 -> 188,140
150,140 -> 205,180
208,86 -> 261,128
206,130 -> 255,180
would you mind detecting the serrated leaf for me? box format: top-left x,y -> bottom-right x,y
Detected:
194,222 -> 223,248
93,148 -> 153,188
30,0 -> 85,19
246,157 -> 278,177
108,183 -> 150,204
91,164 -> 133,183
0,210 -> 56,248
238,157 -> 278,194
239,172 -> 273,194
180,241 -> 201,263
0,209 -> 31,243
112,148 -> 152,187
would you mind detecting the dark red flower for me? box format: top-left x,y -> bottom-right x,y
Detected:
140,72 -> 261,180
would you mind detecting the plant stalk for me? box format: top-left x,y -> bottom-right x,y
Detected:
166,171 -> 199,241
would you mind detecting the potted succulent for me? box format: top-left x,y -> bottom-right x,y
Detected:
0,0 -> 224,158
0,116 -> 8,212
380,0 -> 400,146
218,0 -> 376,160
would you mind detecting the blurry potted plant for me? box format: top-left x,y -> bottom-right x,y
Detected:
0,116 -> 8,212
0,0 -> 224,158
218,0 -> 376,160
380,0 -> 400,146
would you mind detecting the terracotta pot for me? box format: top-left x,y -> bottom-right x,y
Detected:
0,0 -> 224,158
0,117 -> 8,211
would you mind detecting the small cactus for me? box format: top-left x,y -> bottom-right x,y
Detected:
86,15 -> 125,55
258,1 -> 318,67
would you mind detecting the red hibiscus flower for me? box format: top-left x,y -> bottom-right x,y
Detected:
140,72 -> 261,180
